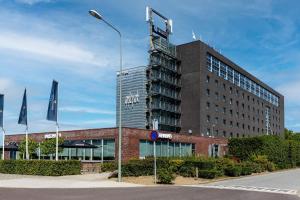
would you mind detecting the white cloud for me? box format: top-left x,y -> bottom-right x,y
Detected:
0,32 -> 105,67
277,81 -> 300,104
15,0 -> 52,5
60,106 -> 115,115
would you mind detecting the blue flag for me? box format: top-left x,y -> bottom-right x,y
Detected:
0,94 -> 3,128
47,80 -> 58,122
18,89 -> 27,126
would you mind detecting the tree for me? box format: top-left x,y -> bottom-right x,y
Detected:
284,128 -> 294,140
40,138 -> 64,158
18,138 -> 39,159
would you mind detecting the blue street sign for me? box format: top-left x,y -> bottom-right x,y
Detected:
150,131 -> 158,141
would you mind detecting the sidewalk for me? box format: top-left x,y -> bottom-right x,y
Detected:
0,173 -> 144,188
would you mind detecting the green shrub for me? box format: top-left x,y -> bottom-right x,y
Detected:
178,165 -> 196,177
266,161 -> 276,172
239,162 -> 253,176
157,168 -> 175,184
0,160 -> 81,176
100,162 -> 117,172
198,169 -> 220,179
228,135 -> 300,169
224,164 -> 242,177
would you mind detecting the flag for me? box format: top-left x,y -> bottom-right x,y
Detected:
0,94 -> 3,128
18,89 -> 27,126
192,30 -> 196,40
47,80 -> 58,122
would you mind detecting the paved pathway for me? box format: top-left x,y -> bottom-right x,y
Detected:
187,168 -> 300,196
0,173 -> 143,188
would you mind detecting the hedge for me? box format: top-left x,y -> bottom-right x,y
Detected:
0,160 -> 81,176
228,135 -> 300,169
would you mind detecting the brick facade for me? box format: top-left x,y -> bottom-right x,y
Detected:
5,127 -> 227,161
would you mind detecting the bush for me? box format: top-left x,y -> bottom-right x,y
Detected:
0,160 -> 81,176
224,164 -> 242,177
266,161 -> 276,172
178,165 -> 196,177
228,135 -> 300,169
198,169 -> 220,179
157,168 -> 175,184
239,162 -> 253,176
122,158 -> 171,177
100,162 -> 117,172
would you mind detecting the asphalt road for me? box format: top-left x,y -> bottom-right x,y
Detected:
0,187 -> 298,200
206,168 -> 300,194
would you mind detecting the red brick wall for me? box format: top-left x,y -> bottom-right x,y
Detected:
5,127 -> 228,161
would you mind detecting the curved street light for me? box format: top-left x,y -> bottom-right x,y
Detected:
89,9 -> 123,182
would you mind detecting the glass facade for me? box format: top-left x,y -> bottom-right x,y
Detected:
206,54 -> 279,107
139,140 -> 193,158
59,139 -> 115,161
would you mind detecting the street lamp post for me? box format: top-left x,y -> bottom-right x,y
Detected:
89,9 -> 123,182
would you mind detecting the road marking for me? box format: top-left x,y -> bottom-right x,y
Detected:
184,185 -> 298,195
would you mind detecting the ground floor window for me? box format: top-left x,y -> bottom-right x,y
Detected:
139,140 -> 194,158
60,139 -> 115,161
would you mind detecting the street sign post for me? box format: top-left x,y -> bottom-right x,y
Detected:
150,129 -> 158,184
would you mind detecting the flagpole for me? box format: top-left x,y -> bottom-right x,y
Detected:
25,126 -> 29,160
55,122 -> 59,161
2,128 -> 5,160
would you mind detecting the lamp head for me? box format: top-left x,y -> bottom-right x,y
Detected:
89,9 -> 103,20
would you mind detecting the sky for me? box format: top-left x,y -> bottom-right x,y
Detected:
0,0 -> 300,142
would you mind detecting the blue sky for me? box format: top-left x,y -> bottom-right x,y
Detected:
0,0 -> 300,141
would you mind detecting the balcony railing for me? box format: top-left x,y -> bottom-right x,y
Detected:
153,37 -> 176,57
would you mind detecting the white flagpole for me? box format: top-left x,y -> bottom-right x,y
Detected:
55,122 -> 59,161
2,128 -> 5,160
25,126 -> 29,160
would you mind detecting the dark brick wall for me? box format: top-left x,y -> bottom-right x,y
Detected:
177,40 -> 284,137
4,127 -> 227,161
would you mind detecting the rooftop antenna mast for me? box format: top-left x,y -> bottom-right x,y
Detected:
146,6 -> 173,50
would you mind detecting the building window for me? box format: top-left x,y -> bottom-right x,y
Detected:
206,76 -> 210,83
207,128 -> 211,136
215,104 -> 219,112
139,140 -> 193,158
215,79 -> 219,86
223,107 -> 226,114
223,131 -> 226,137
206,89 -> 210,96
215,117 -> 219,124
230,132 -> 233,138
223,95 -> 226,102
223,119 -> 226,125
206,102 -> 210,109
215,92 -> 219,100
229,87 -> 233,94
206,54 -> 279,107
223,83 -> 226,90
207,115 -> 211,123
230,98 -> 233,105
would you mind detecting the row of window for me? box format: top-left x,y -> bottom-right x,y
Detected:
206,114 -> 280,130
206,78 -> 280,115
206,101 -> 281,124
206,129 -> 280,138
139,140 -> 194,158
60,139 -> 115,161
207,54 -> 279,107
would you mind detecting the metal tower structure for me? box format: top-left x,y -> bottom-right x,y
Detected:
146,7 -> 181,132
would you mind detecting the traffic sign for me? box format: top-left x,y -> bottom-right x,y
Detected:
150,130 -> 158,141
